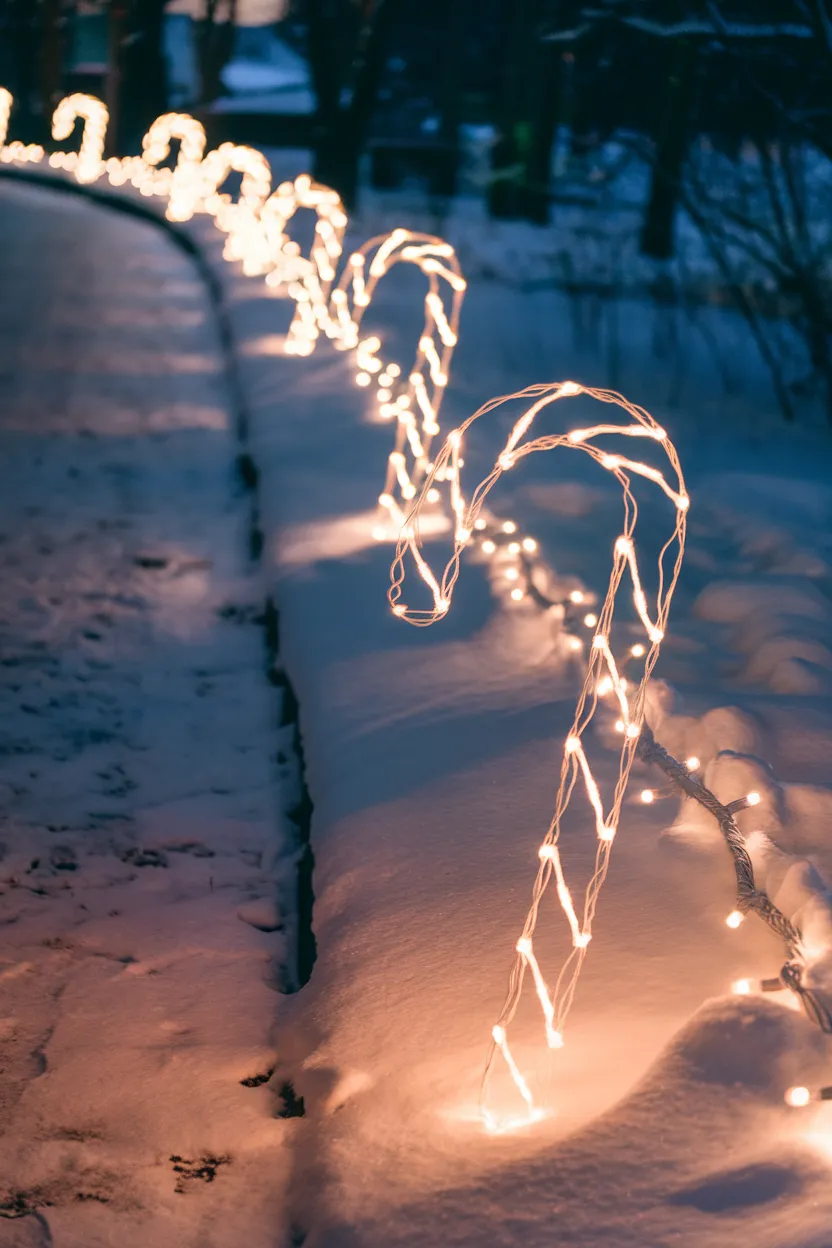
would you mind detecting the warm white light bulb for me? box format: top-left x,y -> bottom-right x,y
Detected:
785,1086 -> 811,1108
502,520 -> 517,534
685,756 -> 700,771
583,613 -> 598,628
569,590 -> 584,604
522,538 -> 537,553
746,791 -> 761,806
732,978 -> 751,995
630,644 -> 646,658
510,588 -> 524,602
726,910 -> 744,929
482,540 -> 496,554
640,789 -> 654,804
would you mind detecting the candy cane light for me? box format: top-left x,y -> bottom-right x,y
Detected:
390,382 -> 688,1130
141,112 -> 207,222
50,93 -> 108,185
331,231 -> 466,534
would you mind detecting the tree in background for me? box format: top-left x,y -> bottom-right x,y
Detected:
303,0 -> 401,207
487,0 -> 568,223
0,0 -> 74,141
639,12 -> 699,259
197,0 -> 238,104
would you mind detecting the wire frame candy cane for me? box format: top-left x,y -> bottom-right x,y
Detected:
389,382 -> 688,1130
50,93 -> 108,184
201,142 -> 272,265
262,174 -> 349,324
141,112 -> 207,222
331,230 -> 466,533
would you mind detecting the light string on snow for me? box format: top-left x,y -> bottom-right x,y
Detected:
637,723 -> 832,1101
389,382 -> 689,1130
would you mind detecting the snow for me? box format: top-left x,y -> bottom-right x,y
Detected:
203,201 -> 832,1243
0,182 -> 293,1245
5,151 -> 832,1247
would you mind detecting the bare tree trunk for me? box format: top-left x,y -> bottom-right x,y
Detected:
309,0 -> 399,208
38,0 -> 64,121
487,0 -> 536,219
640,32 -> 699,259
198,0 -> 237,105
488,0 -> 562,223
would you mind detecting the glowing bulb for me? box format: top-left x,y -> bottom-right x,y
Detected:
615,720 -> 625,733
640,789 -> 654,804
427,488 -> 440,503
630,644 -> 645,658
569,590 -> 584,604
508,542 -> 520,555
505,568 -> 519,582
786,1086 -> 811,1108
732,979 -> 752,995
597,677 -> 613,696
522,538 -> 537,552
726,910 -> 744,929
356,372 -> 371,387
502,521 -> 517,535
568,637 -> 582,652
685,756 -> 700,771
474,518 -> 487,531
626,724 -> 640,738
565,735 -> 581,754
510,588 -> 524,602
583,613 -> 598,628
482,540 -> 496,554
746,791 -> 761,806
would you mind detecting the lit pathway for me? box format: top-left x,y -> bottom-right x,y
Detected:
0,181 -> 289,1248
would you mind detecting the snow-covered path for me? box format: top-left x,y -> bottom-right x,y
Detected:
0,183 -> 290,1247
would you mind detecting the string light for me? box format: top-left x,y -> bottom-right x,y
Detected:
51,93 -> 108,183
726,910 -> 744,929
389,383 -> 687,1129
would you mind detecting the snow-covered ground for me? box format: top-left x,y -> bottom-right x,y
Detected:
198,196 -> 832,1243
0,183 -> 294,1247
5,159 -> 832,1247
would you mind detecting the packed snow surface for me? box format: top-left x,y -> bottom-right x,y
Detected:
0,183 -> 291,1247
